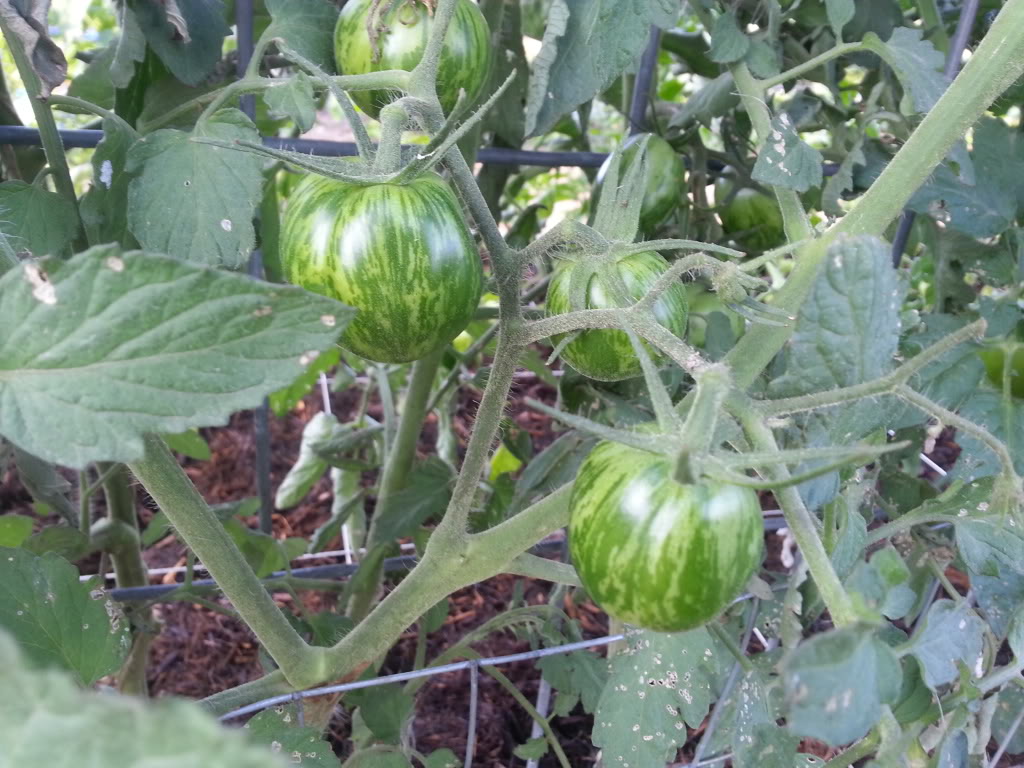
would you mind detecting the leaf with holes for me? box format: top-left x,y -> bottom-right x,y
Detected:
80,118 -> 137,246
782,627 -> 900,746
903,599 -> 985,690
243,704 -> 337,767
752,113 -> 823,193
592,627 -> 731,765
0,548 -> 129,686
126,109 -> 264,268
0,244 -> 351,469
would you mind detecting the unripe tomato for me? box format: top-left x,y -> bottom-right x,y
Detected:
977,342 -> 1024,398
591,133 -> 685,235
569,440 -> 763,632
334,0 -> 492,119
714,176 -> 786,251
280,173 -> 482,364
546,251 -> 689,382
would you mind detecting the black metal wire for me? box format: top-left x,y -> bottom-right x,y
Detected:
890,0 -> 981,267
0,125 -> 610,167
629,27 -> 662,135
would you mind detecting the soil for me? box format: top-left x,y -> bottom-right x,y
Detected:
0,374 -> 972,766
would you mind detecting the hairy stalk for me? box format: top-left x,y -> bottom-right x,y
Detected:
730,397 -> 858,626
758,42 -> 868,89
96,464 -> 152,695
760,319 -> 987,416
348,348 -> 444,621
200,670 -> 293,717
127,435 -> 325,688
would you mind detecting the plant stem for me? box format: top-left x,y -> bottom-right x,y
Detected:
822,733 -> 880,768
200,669 -> 294,717
759,43 -> 869,89
127,434 -> 325,688
348,348 -> 443,621
373,104 -> 407,175
731,398 -> 858,626
485,665 -> 572,768
707,621 -> 754,673
505,553 -> 581,587
47,94 -> 138,137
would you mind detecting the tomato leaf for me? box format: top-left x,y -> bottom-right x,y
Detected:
902,600 -> 985,690
127,109 -> 264,268
0,0 -> 67,98
524,0 -> 677,137
825,0 -> 855,39
269,346 -> 341,418
481,0 -> 529,146
863,27 -> 946,115
79,117 -> 137,247
0,548 -> 129,686
265,0 -> 340,73
263,71 -> 317,133
752,112 -> 823,193
0,244 -> 351,469
0,514 -> 33,547
244,704 -> 337,766
0,630 -> 285,766
0,180 -> 78,258
992,685 -> 1024,755
275,413 -> 336,509
12,446 -> 76,525
593,627 -> 731,765
708,11 -> 749,64
908,118 -> 1023,239
974,568 -> 1024,639
370,458 -> 454,545
130,0 -> 229,86
782,627 -> 899,745
948,392 -> 1024,482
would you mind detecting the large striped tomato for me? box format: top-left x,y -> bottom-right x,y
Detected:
280,173 -> 482,364
546,251 -> 688,382
334,0 -> 492,119
591,133 -> 684,235
569,440 -> 763,632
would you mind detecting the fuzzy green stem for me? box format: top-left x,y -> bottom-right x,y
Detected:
675,365 -> 731,484
730,397 -> 858,626
758,42 -> 867,89
822,732 -> 880,768
707,621 -> 754,673
373,103 -> 407,175
506,553 -> 581,587
48,95 -> 138,137
127,434 -> 324,688
408,0 -> 459,104
348,348 -> 443,620
760,319 -> 987,416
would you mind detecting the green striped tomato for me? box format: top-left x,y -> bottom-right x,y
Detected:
280,172 -> 482,364
591,133 -> 684,235
334,0 -> 492,119
569,440 -> 763,632
546,251 -> 688,382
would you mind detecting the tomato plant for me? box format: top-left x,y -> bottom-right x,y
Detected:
2,0 -> 1024,765
591,133 -> 684,235
545,250 -> 689,381
280,172 -> 482,364
334,0 -> 491,119
569,440 -> 763,632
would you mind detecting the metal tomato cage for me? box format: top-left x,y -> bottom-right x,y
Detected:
5,0 -> 982,762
